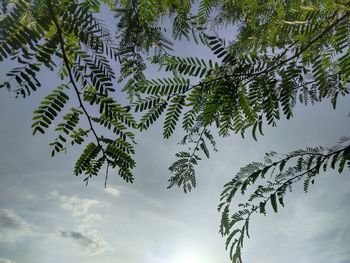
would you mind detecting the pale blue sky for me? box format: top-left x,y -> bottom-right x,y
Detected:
0,4 -> 350,263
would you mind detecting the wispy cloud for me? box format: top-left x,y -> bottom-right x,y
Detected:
49,191 -> 112,256
0,209 -> 37,242
59,230 -> 110,256
105,187 -> 120,197
0,258 -> 16,263
49,191 -> 100,217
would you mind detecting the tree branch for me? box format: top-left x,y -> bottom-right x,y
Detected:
221,143 -> 350,260
46,0 -> 111,185
191,11 -> 350,93
243,11 -> 350,84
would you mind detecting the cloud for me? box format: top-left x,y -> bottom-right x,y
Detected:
0,209 -> 36,242
105,187 -> 120,197
60,230 -> 95,246
59,230 -> 111,256
54,192 -> 102,228
0,258 -> 16,263
59,195 -> 100,217
49,191 -> 111,256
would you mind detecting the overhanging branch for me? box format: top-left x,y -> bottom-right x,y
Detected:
46,0 -> 111,186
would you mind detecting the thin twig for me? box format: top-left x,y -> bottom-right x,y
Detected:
104,162 -> 110,188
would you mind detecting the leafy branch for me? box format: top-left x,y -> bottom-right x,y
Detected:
244,10 -> 350,84
219,141 -> 350,262
46,0 -> 112,186
168,126 -> 207,192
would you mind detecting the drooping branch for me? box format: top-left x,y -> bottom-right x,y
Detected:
46,0 -> 111,186
220,143 -> 350,261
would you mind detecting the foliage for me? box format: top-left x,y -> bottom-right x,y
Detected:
218,138 -> 350,262
0,0 -> 187,186
138,1 -> 350,193
1,0 -> 350,262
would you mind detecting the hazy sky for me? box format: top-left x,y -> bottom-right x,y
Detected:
0,6 -> 350,263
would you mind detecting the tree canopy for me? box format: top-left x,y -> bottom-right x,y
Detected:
0,0 -> 349,262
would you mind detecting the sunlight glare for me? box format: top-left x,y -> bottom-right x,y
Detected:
175,253 -> 204,263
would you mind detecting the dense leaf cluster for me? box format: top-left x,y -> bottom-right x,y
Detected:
136,2 -> 350,195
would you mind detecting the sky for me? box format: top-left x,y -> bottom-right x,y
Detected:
0,5 -> 350,263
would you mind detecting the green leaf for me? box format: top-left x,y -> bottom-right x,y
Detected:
270,193 -> 278,213
259,202 -> 266,214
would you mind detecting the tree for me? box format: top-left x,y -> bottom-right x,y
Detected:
0,0 -> 349,262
